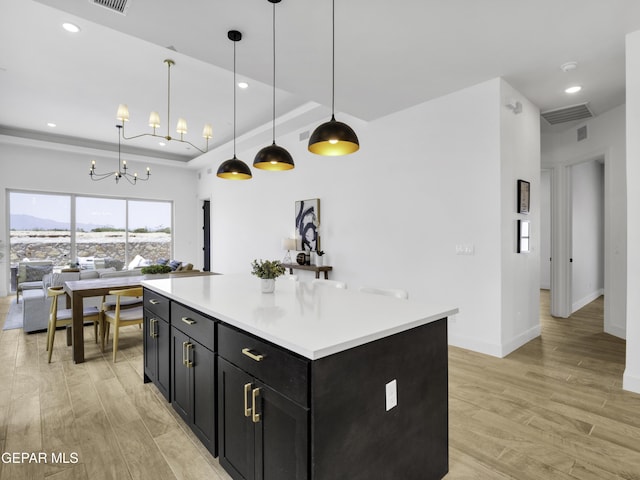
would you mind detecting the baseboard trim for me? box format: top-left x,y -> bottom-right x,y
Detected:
448,333 -> 503,358
500,325 -> 542,357
623,369 -> 640,394
572,289 -> 604,313
604,323 -> 626,339
449,324 -> 541,359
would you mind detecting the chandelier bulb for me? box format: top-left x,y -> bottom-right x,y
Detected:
176,118 -> 188,135
148,111 -> 161,129
117,104 -> 130,122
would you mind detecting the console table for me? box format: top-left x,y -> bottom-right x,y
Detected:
282,263 -> 333,279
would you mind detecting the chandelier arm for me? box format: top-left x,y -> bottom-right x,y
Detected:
90,171 -> 117,181
121,174 -> 137,185
120,130 -> 207,153
120,131 -> 161,141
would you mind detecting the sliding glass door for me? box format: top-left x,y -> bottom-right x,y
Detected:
9,192 -> 71,266
8,190 -> 172,275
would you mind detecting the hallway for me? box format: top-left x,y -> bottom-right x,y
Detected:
447,291 -> 640,479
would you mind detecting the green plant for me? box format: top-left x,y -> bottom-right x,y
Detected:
316,250 -> 325,256
141,264 -> 172,274
251,259 -> 285,279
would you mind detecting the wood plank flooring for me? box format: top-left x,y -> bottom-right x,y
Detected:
446,291 -> 640,480
1,291 -> 639,479
0,295 -> 232,480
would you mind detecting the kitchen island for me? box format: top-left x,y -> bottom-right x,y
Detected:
142,274 -> 457,480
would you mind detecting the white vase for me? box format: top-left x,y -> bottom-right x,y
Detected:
261,278 -> 275,293
316,256 -> 324,267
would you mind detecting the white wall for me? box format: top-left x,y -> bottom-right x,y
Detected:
625,30 -> 640,394
499,81 -> 541,355
540,169 -> 551,289
541,104 -> 627,338
199,77 -> 541,357
0,138 -> 200,297
571,160 -> 605,311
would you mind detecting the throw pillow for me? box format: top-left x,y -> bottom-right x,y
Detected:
25,264 -> 53,282
168,260 -> 182,271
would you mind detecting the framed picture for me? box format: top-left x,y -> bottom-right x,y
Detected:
517,179 -> 530,214
517,219 -> 530,253
295,198 -> 320,251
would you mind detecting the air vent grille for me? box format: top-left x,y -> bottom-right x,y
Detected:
577,125 -> 588,141
90,0 -> 130,15
541,103 -> 593,125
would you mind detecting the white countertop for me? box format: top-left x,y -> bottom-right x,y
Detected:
142,274 -> 458,360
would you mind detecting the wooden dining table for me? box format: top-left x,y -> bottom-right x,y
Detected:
63,275 -> 145,363
63,271 -> 217,363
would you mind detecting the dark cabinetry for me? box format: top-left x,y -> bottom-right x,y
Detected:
142,285 -> 449,480
143,291 -> 171,401
217,323 -> 309,480
170,302 -> 217,456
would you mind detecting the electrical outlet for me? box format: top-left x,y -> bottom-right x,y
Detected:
385,380 -> 397,411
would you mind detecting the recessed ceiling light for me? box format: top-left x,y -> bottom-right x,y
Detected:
560,61 -> 578,72
47,122 -> 56,128
565,85 -> 582,94
62,22 -> 80,33
158,142 -> 166,146
238,81 -> 249,89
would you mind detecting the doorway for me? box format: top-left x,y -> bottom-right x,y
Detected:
543,157 -> 605,318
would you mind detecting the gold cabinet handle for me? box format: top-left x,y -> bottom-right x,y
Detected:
244,383 -> 252,417
181,317 -> 196,325
251,388 -> 261,423
149,299 -> 160,305
150,318 -> 158,338
185,343 -> 194,368
182,341 -> 188,366
242,348 -> 264,362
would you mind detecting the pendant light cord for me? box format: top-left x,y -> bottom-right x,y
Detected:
272,1 -> 277,142
166,61 -> 171,139
331,0 -> 335,117
233,39 -> 237,156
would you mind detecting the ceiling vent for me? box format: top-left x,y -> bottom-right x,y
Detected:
90,0 -> 130,15
541,103 -> 593,125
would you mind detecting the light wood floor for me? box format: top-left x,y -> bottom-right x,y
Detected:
1,291 -> 639,479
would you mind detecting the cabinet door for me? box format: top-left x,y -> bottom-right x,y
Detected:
218,357 -> 255,480
156,316 -> 170,401
143,311 -> 158,384
254,382 -> 309,480
191,338 -> 216,455
171,326 -> 190,423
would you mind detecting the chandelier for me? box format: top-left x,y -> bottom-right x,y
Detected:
90,125 -> 151,184
116,59 -> 213,154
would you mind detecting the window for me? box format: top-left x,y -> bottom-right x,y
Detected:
76,196 -> 126,270
9,192 -> 71,265
127,200 -> 172,267
8,190 -> 172,273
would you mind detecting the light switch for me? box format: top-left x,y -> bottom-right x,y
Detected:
385,379 -> 397,411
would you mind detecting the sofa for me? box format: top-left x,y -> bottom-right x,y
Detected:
22,267 -> 144,333
16,260 -> 54,303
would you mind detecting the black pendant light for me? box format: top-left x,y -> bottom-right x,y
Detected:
254,0 -> 295,171
217,30 -> 253,180
308,0 -> 359,156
